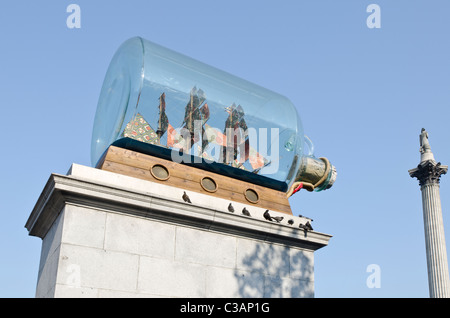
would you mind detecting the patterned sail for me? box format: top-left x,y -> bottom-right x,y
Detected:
157,93 -> 168,139
121,113 -> 159,145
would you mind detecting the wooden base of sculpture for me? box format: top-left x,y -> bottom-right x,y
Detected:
97,146 -> 292,215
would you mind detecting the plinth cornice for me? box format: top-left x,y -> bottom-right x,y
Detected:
25,164 -> 332,251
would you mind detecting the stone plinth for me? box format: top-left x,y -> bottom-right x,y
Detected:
25,164 -> 331,298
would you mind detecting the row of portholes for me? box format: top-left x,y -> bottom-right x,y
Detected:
149,164 -> 260,204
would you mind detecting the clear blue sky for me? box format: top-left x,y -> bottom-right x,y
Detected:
1,0 -> 450,298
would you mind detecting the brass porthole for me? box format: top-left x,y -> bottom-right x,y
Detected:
244,188 -> 259,204
200,176 -> 218,192
150,164 -> 170,181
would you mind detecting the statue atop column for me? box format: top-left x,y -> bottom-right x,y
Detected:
419,128 -> 435,163
420,128 -> 432,154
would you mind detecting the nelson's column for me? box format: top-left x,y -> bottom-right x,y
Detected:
409,128 -> 450,298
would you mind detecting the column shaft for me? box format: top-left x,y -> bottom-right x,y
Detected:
421,183 -> 450,298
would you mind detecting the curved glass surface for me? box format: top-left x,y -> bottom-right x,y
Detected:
91,37 -> 305,191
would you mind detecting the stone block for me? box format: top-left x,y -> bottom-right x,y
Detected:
264,275 -> 314,298
289,248 -> 314,281
36,212 -> 64,298
137,256 -> 206,297
56,244 -> 139,293
61,205 -> 106,249
205,266 -> 264,298
104,212 -> 175,259
236,238 -> 290,277
175,226 -> 236,268
54,284 -> 98,298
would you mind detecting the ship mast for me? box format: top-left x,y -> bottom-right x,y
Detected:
157,92 -> 168,144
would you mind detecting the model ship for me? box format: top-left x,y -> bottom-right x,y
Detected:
121,87 -> 270,174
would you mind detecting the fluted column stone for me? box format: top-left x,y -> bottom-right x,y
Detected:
420,182 -> 450,297
409,128 -> 450,298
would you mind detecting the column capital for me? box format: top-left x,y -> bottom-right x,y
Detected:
409,160 -> 448,187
